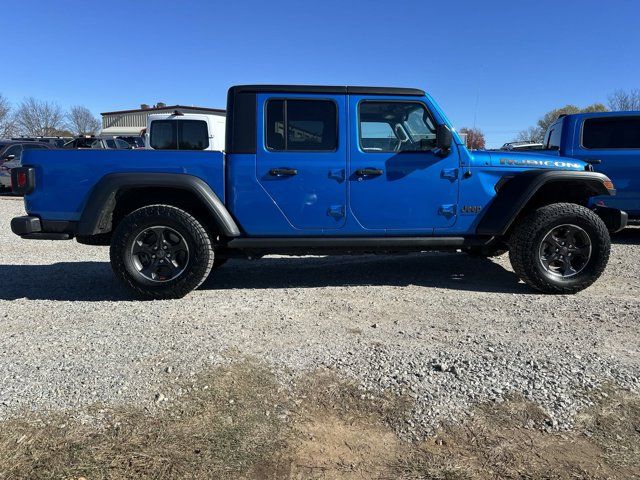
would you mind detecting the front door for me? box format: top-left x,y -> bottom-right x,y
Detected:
256,94 -> 347,230
348,96 -> 460,232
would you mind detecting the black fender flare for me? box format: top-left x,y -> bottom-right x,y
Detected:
476,170 -> 615,236
76,173 -> 241,237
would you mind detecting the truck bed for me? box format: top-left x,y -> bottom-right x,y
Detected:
21,149 -> 225,221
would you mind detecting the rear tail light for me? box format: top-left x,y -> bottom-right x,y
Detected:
16,171 -> 27,188
11,167 -> 35,195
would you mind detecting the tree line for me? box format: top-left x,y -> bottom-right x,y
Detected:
0,94 -> 101,138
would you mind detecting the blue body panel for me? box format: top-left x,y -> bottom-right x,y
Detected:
22,149 -> 225,221
554,112 -> 640,216
21,91 -> 593,238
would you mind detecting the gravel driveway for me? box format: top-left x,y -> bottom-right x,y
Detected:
1,197 -> 638,438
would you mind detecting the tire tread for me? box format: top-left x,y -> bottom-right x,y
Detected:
508,203 -> 610,294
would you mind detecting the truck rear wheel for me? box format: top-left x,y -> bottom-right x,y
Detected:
508,203 -> 610,294
110,205 -> 214,299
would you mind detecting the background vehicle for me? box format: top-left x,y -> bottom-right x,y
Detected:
145,112 -> 225,150
500,141 -> 545,151
116,136 -> 145,149
63,136 -> 132,149
542,112 -> 640,220
0,140 -> 53,190
11,136 -> 71,148
11,85 -> 626,298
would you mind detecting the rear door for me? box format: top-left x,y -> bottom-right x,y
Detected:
572,115 -> 640,215
256,94 -> 347,230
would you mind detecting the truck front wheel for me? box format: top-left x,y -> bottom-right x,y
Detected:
508,203 -> 610,294
110,205 -> 214,299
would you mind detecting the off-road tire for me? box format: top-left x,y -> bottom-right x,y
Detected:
110,205 -> 214,299
509,203 -> 610,294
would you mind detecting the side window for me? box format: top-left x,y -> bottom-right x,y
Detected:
266,99 -> 337,151
545,124 -> 562,150
3,145 -> 22,161
178,120 -> 209,150
582,116 -> 640,149
150,120 -> 177,149
360,122 -> 397,151
266,100 -> 285,150
115,139 -> 131,149
359,102 -> 436,152
23,144 -> 46,150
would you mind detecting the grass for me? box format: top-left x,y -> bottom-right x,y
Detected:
0,361 -> 638,479
0,360 -> 291,479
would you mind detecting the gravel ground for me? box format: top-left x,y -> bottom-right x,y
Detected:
0,197 -> 639,438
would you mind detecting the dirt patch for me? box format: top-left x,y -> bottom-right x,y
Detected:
0,362 -> 638,479
283,371 -> 410,479
395,388 -> 640,479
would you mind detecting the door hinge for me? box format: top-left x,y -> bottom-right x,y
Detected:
329,168 -> 345,182
327,205 -> 345,219
438,204 -> 457,219
441,168 -> 458,181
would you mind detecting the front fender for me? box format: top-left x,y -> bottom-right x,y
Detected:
476,170 -> 615,236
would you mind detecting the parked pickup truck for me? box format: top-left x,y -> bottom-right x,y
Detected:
11,85 -> 627,298
542,112 -> 640,220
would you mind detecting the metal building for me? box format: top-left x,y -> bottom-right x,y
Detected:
100,104 -> 226,136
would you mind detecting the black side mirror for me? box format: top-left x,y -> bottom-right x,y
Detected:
436,124 -> 453,152
3,154 -> 15,161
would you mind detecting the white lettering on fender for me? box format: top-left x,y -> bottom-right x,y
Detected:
499,158 -> 582,169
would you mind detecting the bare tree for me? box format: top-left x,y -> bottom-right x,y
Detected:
608,89 -> 640,111
68,105 -> 101,135
0,94 -> 16,138
14,97 -> 67,136
515,126 -> 544,143
459,127 -> 486,150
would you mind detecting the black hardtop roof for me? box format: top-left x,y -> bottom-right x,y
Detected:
230,85 -> 425,96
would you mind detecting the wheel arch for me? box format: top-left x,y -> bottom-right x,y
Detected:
476,170 -> 615,237
76,173 -> 241,239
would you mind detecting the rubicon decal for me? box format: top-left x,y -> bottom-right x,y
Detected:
499,158 -> 582,169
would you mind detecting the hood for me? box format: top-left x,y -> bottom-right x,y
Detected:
481,150 -> 587,171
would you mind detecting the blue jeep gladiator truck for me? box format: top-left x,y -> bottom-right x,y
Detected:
542,112 -> 640,220
10,85 -> 627,298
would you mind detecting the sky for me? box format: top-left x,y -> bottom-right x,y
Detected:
3,0 -> 640,147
